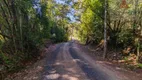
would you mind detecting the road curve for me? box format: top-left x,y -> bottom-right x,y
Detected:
41,42 -> 130,80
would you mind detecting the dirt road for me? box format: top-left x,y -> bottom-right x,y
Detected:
41,42 -> 138,80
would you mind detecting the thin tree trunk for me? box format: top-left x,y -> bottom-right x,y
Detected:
134,0 -> 140,62
103,0 -> 107,59
19,7 -> 24,52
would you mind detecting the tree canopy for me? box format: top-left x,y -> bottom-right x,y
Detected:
0,0 -> 142,78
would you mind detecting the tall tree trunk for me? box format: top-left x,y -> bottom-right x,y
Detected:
134,0 -> 140,62
19,7 -> 24,53
103,0 -> 107,58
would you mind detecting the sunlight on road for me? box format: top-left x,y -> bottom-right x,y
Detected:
45,72 -> 82,80
45,74 -> 60,79
62,74 -> 79,80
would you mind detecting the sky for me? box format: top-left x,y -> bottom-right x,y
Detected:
33,0 -> 76,22
56,0 -> 66,4
33,0 -> 42,16
55,0 -> 76,23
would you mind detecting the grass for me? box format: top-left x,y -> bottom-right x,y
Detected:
138,63 -> 142,68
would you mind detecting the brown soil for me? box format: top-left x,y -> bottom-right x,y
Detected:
77,43 -> 142,80
4,44 -> 57,80
5,42 -> 142,80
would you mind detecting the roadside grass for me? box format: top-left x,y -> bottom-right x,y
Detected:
138,63 -> 142,68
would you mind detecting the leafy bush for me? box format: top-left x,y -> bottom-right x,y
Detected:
138,63 -> 142,68
117,29 -> 134,47
54,27 -> 68,42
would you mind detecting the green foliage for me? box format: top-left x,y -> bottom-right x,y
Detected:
75,0 -> 142,50
73,0 -> 142,62
76,0 -> 104,44
55,27 -> 68,42
118,29 -> 133,47
0,52 -> 20,71
138,63 -> 142,68
0,0 -> 141,76
0,0 -> 69,73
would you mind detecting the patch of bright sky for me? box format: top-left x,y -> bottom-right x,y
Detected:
33,0 -> 42,16
55,0 -> 66,4
55,0 -> 77,23
34,0 -> 77,22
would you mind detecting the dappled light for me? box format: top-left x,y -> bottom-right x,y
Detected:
0,0 -> 142,80
45,73 -> 60,79
62,74 -> 79,80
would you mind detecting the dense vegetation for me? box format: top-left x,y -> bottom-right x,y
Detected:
0,0 -> 69,76
72,0 -> 142,62
0,0 -> 142,79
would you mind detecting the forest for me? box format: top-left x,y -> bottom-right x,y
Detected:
0,0 -> 142,79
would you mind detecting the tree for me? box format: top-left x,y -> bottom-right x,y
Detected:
0,0 -> 69,73
103,0 -> 107,58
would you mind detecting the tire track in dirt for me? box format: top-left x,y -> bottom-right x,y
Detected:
69,43 -> 129,80
42,42 -> 89,80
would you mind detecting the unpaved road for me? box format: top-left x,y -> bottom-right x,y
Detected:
41,42 -> 140,80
